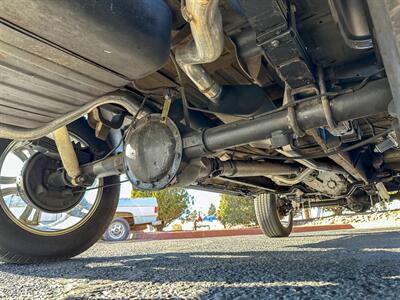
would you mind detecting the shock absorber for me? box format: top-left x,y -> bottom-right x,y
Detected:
53,126 -> 82,185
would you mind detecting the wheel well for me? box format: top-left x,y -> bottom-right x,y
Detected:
114,212 -> 134,225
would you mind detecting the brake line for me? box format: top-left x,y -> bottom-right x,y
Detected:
72,179 -> 130,194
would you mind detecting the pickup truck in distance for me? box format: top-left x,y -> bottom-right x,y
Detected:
103,197 -> 161,242
0,0 -> 400,263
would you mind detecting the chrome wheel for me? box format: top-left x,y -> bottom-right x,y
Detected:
108,221 -> 126,240
0,118 -> 120,264
0,137 -> 102,236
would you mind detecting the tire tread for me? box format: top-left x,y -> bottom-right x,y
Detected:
254,193 -> 293,238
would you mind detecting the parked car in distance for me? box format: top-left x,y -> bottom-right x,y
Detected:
103,197 -> 161,241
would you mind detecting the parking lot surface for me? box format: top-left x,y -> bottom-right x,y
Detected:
0,228 -> 399,299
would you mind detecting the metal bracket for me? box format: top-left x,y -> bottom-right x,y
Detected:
283,84 -> 305,137
239,0 -> 315,88
182,129 -> 211,157
161,92 -> 173,123
88,108 -> 111,141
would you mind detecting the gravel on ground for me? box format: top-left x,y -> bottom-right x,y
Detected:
0,228 -> 399,299
303,210 -> 400,226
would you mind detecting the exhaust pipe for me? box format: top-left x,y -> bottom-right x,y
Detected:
268,168 -> 314,186
218,160 -> 299,177
175,0 -> 224,103
198,158 -> 301,178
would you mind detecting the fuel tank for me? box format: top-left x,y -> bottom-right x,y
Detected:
0,0 -> 172,79
0,0 -> 172,128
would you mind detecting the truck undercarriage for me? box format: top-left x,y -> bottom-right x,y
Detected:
0,0 -> 399,262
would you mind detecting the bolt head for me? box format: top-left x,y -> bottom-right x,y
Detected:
271,40 -> 280,48
327,180 -> 337,189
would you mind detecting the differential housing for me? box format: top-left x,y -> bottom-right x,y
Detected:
124,114 -> 183,190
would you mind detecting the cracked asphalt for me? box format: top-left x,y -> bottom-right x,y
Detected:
0,228 -> 399,299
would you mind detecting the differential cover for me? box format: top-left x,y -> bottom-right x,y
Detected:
124,114 -> 182,190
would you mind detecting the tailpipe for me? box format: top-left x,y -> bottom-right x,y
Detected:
175,0 -> 224,103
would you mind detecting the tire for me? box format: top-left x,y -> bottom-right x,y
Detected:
254,193 -> 293,238
347,201 -> 371,213
0,118 -> 120,263
347,191 -> 372,213
103,218 -> 130,241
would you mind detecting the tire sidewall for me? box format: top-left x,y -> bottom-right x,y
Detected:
255,193 -> 294,238
0,118 -> 120,262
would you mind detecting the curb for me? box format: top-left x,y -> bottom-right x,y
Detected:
134,224 -> 354,241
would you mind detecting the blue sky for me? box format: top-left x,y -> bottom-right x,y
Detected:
188,189 -> 221,214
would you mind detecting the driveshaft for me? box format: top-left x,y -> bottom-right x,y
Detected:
183,79 -> 392,158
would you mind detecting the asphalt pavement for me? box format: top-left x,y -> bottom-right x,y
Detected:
0,228 -> 399,299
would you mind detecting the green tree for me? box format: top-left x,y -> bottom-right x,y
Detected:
183,209 -> 198,223
131,188 -> 192,230
207,203 -> 216,216
219,194 -> 257,227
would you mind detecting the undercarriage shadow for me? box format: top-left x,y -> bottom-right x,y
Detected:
1,231 -> 400,298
